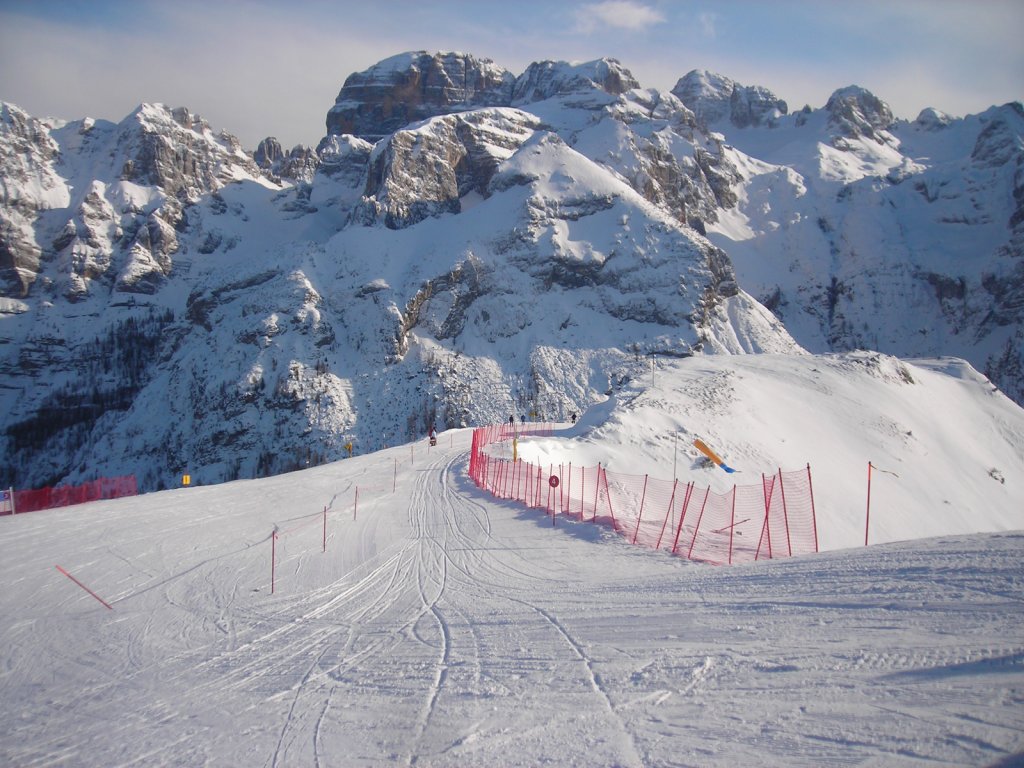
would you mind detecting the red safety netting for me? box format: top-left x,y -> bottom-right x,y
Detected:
3,475 -> 138,515
469,425 -> 818,565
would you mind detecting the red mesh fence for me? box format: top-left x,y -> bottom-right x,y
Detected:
3,476 -> 138,515
469,425 -> 818,565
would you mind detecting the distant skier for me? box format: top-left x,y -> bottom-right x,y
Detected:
570,412 -> 577,424
429,425 -> 437,447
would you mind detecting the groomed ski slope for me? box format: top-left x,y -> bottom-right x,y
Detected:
1,424 -> 1022,767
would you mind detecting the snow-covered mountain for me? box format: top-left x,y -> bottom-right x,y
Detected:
1,50 -> 1021,492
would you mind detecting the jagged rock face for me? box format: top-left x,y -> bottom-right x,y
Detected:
256,137 -> 320,184
825,86 -> 895,141
355,108 -> 541,229
0,104 -> 66,295
971,102 -> 1024,168
511,58 -> 640,103
325,51 -> 515,141
119,104 -> 264,200
0,102 -> 279,302
671,70 -> 788,128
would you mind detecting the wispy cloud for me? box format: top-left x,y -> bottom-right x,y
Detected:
574,1 -> 666,34
698,11 -> 717,38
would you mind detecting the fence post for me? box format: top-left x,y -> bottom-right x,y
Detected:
323,505 -> 327,553
778,468 -> 792,556
536,465 -> 543,509
807,464 -> 819,553
354,486 -> 359,521
592,463 -> 601,522
687,487 -> 711,560
728,486 -> 737,565
394,459 -> 397,493
579,465 -> 585,521
631,474 -> 649,545
756,473 -> 774,561
655,479 -> 678,550
671,482 -> 694,555
271,531 -> 277,594
566,462 -> 572,516
865,461 -> 873,547
602,465 -> 617,529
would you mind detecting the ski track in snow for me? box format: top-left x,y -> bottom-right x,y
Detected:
0,432 -> 1022,766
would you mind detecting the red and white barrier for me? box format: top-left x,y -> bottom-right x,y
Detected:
469,424 -> 819,565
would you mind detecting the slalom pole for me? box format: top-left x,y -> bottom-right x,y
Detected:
354,486 -> 359,521
323,505 -> 327,553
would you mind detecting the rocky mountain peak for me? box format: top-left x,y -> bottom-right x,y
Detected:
970,102 -> 1024,168
825,86 -> 894,141
671,69 -> 787,128
325,51 -> 515,141
511,58 -> 640,104
117,103 -> 264,200
914,107 -> 954,131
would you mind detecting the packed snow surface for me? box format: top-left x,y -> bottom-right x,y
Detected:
1,353 -> 1022,767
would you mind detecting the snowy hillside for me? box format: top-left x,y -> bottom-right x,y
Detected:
1,350 -> 1022,766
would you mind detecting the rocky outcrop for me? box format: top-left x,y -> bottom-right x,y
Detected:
326,51 -> 515,141
255,137 -> 319,183
119,104 -> 264,200
355,108 -> 540,229
0,103 -> 66,296
824,86 -> 895,142
671,70 -> 788,129
511,58 -> 639,104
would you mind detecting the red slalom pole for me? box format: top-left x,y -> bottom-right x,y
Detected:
55,565 -> 112,610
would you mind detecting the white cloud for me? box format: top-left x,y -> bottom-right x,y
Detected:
698,12 -> 717,38
574,1 -> 666,34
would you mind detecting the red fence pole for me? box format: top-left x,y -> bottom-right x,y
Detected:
778,468 -> 792,556
687,487 -> 711,560
592,463 -> 601,522
655,479 -> 678,550
756,473 -> 774,561
728,486 -> 737,565
631,474 -> 649,545
671,482 -> 695,555
602,466 -> 616,529
865,461 -> 873,547
55,565 -> 113,610
807,464 -> 819,553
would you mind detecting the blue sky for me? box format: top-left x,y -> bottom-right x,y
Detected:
1,0 -> 1021,149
